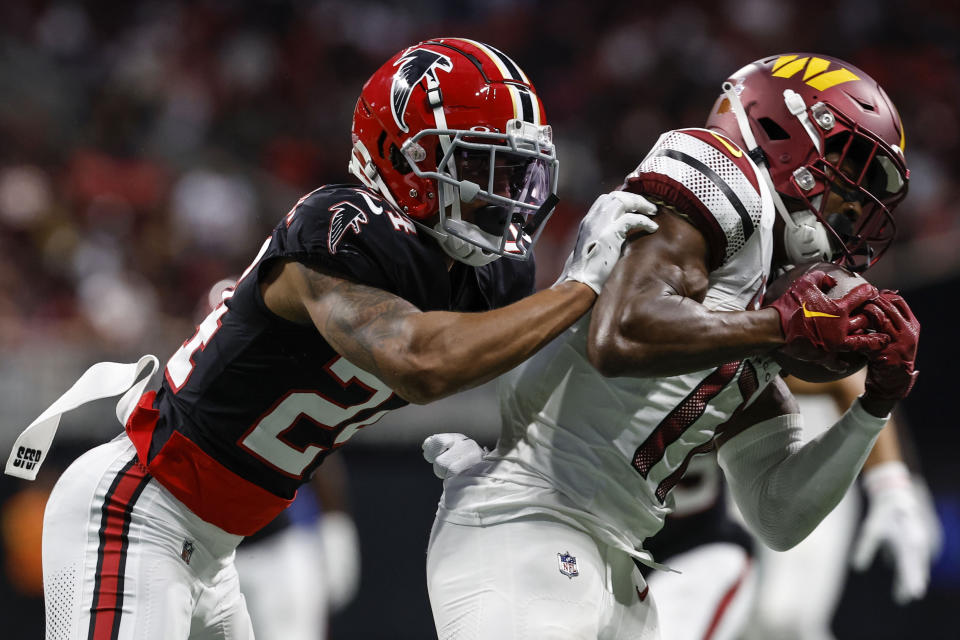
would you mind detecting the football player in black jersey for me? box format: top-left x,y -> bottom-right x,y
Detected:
25,38 -> 659,639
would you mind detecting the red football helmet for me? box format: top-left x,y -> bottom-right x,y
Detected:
349,37 -> 559,265
706,54 -> 909,271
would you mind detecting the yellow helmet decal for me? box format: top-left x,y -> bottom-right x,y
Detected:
892,104 -> 906,152
771,55 -> 860,91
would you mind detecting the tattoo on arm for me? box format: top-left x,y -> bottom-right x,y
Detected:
296,264 -> 418,381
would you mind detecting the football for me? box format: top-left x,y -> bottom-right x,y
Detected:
763,261 -> 870,383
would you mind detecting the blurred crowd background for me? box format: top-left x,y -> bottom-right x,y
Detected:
1,0 -> 958,638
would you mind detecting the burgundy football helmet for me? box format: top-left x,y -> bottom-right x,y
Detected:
349,37 -> 559,265
706,54 -> 909,271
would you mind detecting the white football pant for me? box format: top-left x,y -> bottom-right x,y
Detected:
645,543 -> 756,640
427,516 -> 660,640
740,472 -> 860,640
740,394 -> 861,640
235,525 -> 327,640
42,436 -> 254,640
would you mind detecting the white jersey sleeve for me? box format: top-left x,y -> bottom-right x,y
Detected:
623,128 -> 769,270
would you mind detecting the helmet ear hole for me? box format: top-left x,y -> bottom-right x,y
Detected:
388,144 -> 412,175
758,117 -> 790,140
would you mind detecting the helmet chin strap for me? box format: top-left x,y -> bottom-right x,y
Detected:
721,82 -> 833,266
415,162 -> 499,266
782,202 -> 833,264
347,138 -> 402,210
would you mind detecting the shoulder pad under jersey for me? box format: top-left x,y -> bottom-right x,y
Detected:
622,128 -> 767,270
270,184 -> 433,298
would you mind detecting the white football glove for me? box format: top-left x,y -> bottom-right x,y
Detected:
422,433 -> 486,480
556,191 -> 659,294
318,511 -> 361,611
851,461 -> 943,604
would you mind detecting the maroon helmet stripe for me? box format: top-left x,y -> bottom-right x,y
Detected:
87,457 -> 150,640
632,361 -> 741,478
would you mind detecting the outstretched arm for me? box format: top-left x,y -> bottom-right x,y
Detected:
265,261 -> 597,404
789,371 -> 941,604
716,376 -> 888,551
787,370 -> 902,466
260,191 -> 657,404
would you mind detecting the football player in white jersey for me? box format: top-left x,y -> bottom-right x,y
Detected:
741,373 -> 941,640
424,53 -> 920,639
635,372 -> 941,640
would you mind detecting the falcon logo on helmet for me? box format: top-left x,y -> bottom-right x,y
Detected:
390,49 -> 453,132
350,38 -> 559,266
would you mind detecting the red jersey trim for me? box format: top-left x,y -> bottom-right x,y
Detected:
623,173 -> 727,271
125,392 -> 293,536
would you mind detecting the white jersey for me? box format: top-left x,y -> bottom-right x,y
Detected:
437,128 -> 782,563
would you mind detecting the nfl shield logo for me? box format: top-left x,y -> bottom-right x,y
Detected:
558,551 -> 579,579
181,540 -> 194,565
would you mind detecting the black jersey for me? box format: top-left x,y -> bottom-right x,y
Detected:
125,184 -> 535,535
638,454 -> 752,577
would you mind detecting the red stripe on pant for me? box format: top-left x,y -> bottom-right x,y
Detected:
702,557 -> 752,640
87,457 -> 151,640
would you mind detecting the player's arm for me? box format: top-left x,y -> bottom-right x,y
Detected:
789,371 -> 940,603
788,370 -> 902,465
715,376 -> 888,551
265,261 -> 596,404
587,209 -> 784,378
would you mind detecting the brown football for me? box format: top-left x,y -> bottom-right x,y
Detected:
763,261 -> 870,383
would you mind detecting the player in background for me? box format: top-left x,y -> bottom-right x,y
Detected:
639,451 -> 756,640
636,371 -> 942,640
10,38 -> 659,640
424,53 -> 919,639
235,452 -> 360,640
741,372 -> 942,640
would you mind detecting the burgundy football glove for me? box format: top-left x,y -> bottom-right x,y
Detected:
766,270 -> 888,353
862,291 -> 920,402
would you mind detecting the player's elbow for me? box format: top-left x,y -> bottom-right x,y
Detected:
391,375 -> 447,405
396,381 -> 449,405
757,529 -> 806,552
587,305 -> 664,377
390,355 -> 458,404
587,339 -> 626,377
751,504 -> 812,551
587,331 -> 658,378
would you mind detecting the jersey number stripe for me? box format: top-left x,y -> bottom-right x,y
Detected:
632,361 -> 742,478
238,356 -> 394,478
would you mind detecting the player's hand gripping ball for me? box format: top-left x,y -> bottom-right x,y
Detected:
763,262 -> 880,382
